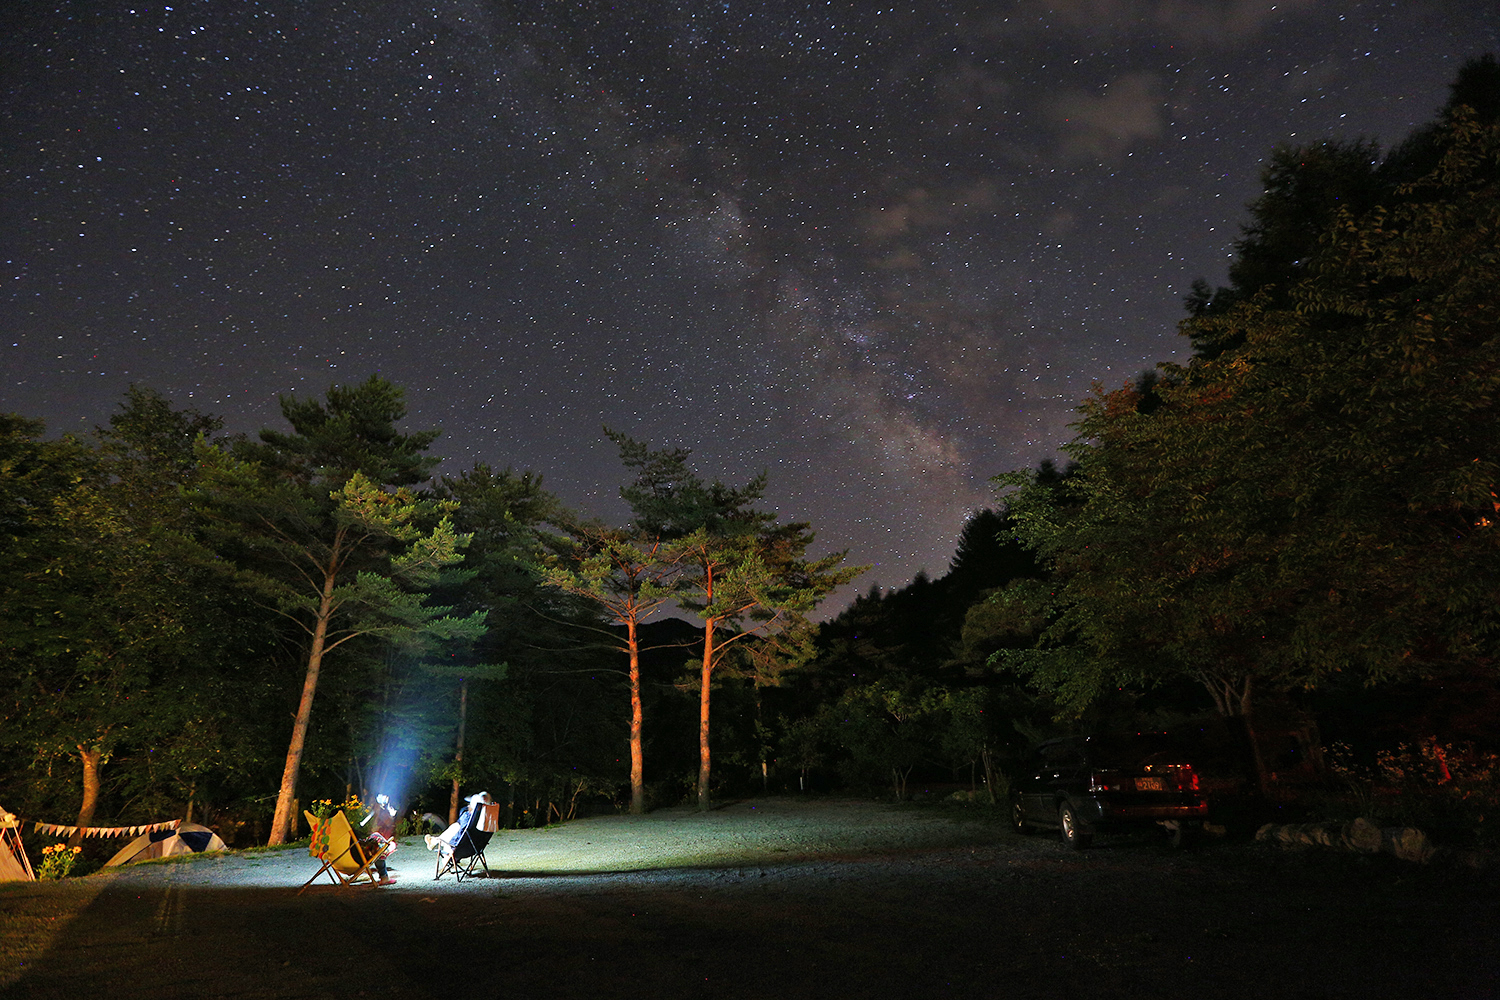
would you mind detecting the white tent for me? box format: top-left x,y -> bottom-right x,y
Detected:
105,822 -> 226,866
1,808 -> 35,882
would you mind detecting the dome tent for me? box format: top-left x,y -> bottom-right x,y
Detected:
105,822 -> 226,866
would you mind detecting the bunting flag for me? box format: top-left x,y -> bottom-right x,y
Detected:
28,819 -> 181,839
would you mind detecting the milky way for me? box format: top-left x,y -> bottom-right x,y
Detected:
4,1 -> 1496,603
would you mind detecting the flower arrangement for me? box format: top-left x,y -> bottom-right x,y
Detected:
38,843 -> 82,880
309,795 -> 374,830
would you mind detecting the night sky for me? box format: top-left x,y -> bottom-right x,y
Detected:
5,2 -> 1497,603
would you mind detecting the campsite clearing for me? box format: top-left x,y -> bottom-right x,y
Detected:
2,798 -> 1495,999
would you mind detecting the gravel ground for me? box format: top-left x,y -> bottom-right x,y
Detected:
100,797 -> 1015,890
2,797 -> 1496,999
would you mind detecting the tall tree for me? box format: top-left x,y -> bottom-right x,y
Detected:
194,376 -> 486,844
995,93 -> 1500,787
536,431 -> 738,815
673,516 -> 863,810
0,417 -> 117,836
606,431 -> 864,810
1186,53 -> 1500,356
540,523 -> 680,814
427,464 -> 556,820
0,393 -> 246,839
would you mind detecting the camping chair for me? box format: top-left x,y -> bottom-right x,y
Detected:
299,810 -> 393,894
434,802 -> 499,882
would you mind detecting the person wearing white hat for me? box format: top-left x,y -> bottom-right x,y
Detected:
424,791 -> 493,852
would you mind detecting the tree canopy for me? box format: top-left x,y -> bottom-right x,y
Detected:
995,81 -> 1500,745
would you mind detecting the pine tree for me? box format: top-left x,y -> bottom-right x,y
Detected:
193,377 -> 486,844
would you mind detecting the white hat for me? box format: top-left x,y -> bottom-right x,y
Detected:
465,791 -> 492,806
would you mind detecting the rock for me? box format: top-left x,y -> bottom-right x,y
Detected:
1257,822 -> 1308,846
1342,817 -> 1382,854
1271,824 -> 1303,846
1382,827 -> 1434,864
1278,822 -> 1342,847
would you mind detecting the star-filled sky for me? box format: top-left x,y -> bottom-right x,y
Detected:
5,1 -> 1497,604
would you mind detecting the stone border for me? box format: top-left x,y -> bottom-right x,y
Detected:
1252,818 -> 1495,866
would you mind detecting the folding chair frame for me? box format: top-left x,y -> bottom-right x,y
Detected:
299,811 -> 394,894
434,802 -> 497,882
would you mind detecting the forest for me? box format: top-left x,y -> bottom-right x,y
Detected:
3,57 -> 1498,849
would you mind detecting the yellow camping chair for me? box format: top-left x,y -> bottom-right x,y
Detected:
299,810 -> 392,893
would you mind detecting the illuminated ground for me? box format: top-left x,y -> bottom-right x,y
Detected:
1,797 -> 1495,999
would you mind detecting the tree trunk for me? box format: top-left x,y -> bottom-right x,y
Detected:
448,677 -> 468,825
268,571 -> 337,845
627,619 -> 645,815
1243,715 -> 1272,794
697,617 -> 715,812
1226,677 -> 1272,796
756,687 -> 769,795
1236,691 -> 1273,796
1198,670 -> 1272,796
70,744 -> 103,848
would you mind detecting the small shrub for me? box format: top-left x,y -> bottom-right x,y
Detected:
394,812 -> 439,837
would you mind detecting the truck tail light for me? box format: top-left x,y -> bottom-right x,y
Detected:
1156,764 -> 1199,791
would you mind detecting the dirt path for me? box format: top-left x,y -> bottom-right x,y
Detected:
2,798 -> 1496,999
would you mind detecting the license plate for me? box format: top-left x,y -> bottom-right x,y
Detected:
1135,777 -> 1164,792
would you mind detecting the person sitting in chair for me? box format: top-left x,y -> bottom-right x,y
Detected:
425,791 -> 493,853
364,793 -> 400,884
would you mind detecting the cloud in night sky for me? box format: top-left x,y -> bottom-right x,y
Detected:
1046,72 -> 1166,160
3,1 -> 1497,607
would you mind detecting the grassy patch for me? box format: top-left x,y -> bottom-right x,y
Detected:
239,838 -> 310,853
0,874 -> 114,988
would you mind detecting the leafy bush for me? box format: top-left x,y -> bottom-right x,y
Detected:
394,812 -> 439,837
1326,739 -> 1500,847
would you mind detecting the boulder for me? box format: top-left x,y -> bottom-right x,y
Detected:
1341,817 -> 1382,854
1288,822 -> 1341,847
1381,827 -> 1434,864
1255,821 -> 1333,847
